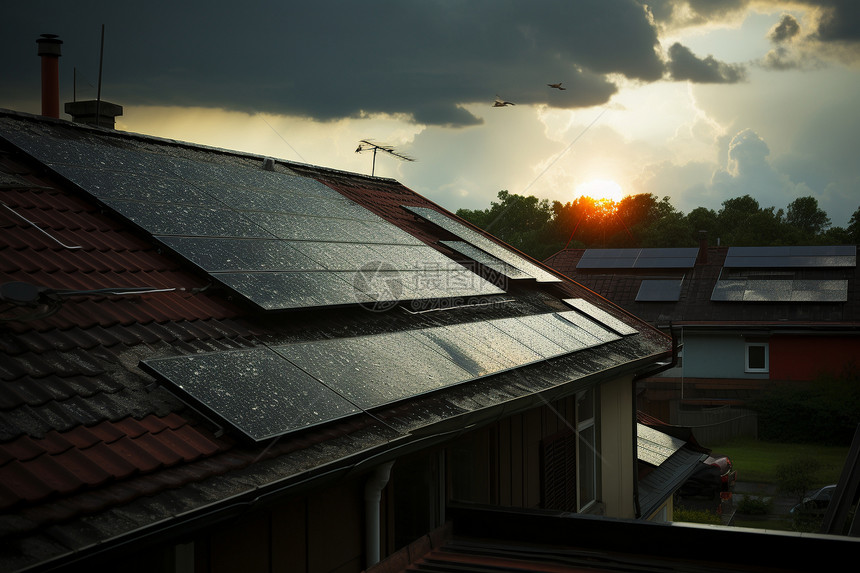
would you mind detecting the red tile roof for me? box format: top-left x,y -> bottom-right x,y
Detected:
0,111 -> 672,571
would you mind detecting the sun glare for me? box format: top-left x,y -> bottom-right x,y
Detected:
575,179 -> 624,203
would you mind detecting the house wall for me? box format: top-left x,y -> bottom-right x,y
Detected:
679,332 -> 769,380
769,334 -> 860,380
599,375 -> 636,519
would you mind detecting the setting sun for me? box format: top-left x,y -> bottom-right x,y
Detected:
575,179 -> 624,203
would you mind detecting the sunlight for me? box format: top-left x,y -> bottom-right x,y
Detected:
575,179 -> 624,203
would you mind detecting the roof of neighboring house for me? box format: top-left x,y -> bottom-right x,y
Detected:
544,245 -> 860,328
0,110 -> 672,572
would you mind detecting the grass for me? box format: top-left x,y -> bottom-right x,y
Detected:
712,437 -> 848,486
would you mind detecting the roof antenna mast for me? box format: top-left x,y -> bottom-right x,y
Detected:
355,139 -> 415,177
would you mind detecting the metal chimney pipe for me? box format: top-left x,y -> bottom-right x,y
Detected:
36,34 -> 63,118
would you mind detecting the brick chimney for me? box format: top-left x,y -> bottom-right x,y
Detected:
697,230 -> 709,264
36,34 -> 62,118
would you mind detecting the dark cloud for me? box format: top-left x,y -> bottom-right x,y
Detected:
651,0 -> 860,51
1,1 -> 664,127
667,43 -> 747,83
769,14 -> 801,43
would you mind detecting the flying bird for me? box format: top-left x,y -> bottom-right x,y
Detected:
548,82 -> 566,90
493,97 -> 515,107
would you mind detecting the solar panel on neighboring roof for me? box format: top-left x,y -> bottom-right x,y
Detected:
577,248 -> 699,269
403,205 -> 561,282
636,279 -> 683,302
0,119 -> 506,311
140,310 -> 623,441
711,279 -> 848,302
723,245 -> 856,268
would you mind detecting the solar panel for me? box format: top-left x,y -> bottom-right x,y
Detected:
724,245 -> 856,268
2,118 -> 504,311
562,298 -> 639,335
440,240 -> 534,280
140,310 -> 622,441
403,205 -> 561,282
577,248 -> 699,269
139,348 -> 361,442
636,279 -> 683,302
710,279 -> 848,302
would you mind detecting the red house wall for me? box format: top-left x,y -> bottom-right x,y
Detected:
769,335 -> 860,381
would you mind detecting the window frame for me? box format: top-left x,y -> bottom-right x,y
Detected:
745,342 -> 769,373
576,388 -> 598,511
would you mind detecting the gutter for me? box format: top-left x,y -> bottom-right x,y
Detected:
631,324 -> 682,519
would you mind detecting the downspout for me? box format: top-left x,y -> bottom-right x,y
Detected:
365,461 -> 395,568
631,324 -> 681,518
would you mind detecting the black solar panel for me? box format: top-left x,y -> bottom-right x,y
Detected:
141,309 -> 627,441
711,279 -> 848,302
1,118 -> 505,311
403,206 -> 561,282
724,245 -> 856,268
636,279 -> 683,302
577,248 -> 699,269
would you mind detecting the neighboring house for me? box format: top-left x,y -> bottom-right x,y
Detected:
545,244 -> 860,423
0,109 -> 680,572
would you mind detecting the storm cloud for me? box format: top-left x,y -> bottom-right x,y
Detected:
1,0 -> 665,127
667,43 -> 747,83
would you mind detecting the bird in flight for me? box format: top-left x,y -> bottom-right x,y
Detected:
547,82 -> 566,90
493,97 -> 515,107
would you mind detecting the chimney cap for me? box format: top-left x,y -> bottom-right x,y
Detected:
37,34 -> 62,57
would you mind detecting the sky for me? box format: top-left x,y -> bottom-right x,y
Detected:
2,1 -> 859,227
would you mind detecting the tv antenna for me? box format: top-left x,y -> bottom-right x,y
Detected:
355,139 -> 415,177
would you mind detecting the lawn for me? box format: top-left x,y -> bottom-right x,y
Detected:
712,437 -> 848,486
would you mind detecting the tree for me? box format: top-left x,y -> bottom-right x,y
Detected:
786,196 -> 831,238
847,206 -> 860,244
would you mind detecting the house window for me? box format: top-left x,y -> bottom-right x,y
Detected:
577,388 -> 597,510
745,342 -> 769,373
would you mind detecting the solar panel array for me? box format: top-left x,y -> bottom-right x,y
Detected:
636,279 -> 683,302
403,206 -> 561,282
562,298 -> 639,335
723,246 -> 856,268
142,308 -> 634,441
711,279 -> 848,302
440,240 -> 534,281
0,119 -> 503,310
577,248 -> 699,269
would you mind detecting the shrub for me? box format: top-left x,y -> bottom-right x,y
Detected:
673,506 -> 722,525
751,366 -> 860,445
776,456 -> 822,506
736,495 -> 773,515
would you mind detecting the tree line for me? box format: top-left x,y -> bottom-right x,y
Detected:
455,191 -> 860,261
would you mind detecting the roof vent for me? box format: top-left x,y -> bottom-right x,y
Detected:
65,100 -> 123,129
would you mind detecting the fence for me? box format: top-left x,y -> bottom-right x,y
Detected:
675,405 -> 758,445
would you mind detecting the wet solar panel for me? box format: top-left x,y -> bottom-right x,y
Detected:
562,298 -> 639,335
403,205 -> 561,282
1,118 -> 504,311
140,310 -> 623,441
711,279 -> 848,302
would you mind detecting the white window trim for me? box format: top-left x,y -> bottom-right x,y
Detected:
745,342 -> 769,373
576,389 -> 597,511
